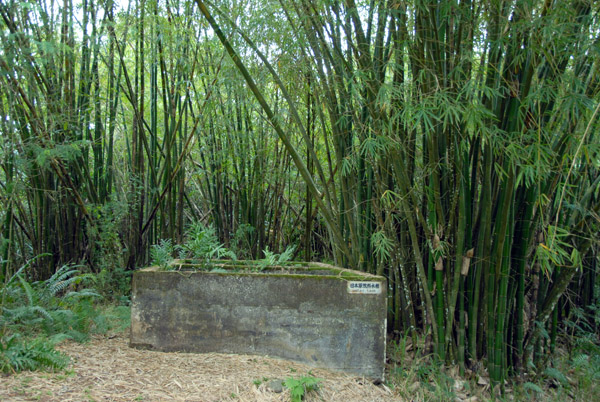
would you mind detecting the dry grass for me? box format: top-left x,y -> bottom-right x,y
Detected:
0,334 -> 398,402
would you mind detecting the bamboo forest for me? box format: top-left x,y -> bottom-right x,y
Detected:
1,0 -> 599,400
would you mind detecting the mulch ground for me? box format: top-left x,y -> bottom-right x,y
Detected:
0,334 -> 398,401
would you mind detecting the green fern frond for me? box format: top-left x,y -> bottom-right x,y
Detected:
544,366 -> 569,386
523,382 -> 543,394
0,336 -> 69,373
30,305 -> 53,322
17,275 -> 35,306
572,354 -> 589,368
2,305 -> 52,324
278,245 -> 295,265
48,264 -> 82,284
151,239 -> 175,269
44,265 -> 83,298
63,289 -> 101,300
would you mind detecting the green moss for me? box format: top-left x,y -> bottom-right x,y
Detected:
141,259 -> 384,281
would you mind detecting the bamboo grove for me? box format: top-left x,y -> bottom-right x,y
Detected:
1,0 -> 599,384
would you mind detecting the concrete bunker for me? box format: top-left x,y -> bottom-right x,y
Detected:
130,261 -> 387,379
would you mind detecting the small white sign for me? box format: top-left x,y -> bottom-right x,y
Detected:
347,281 -> 382,294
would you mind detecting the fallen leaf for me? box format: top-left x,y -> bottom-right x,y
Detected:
477,376 -> 489,386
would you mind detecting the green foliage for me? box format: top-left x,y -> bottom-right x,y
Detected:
0,335 -> 69,373
178,223 -> 236,268
1,0 -> 599,386
522,381 -> 544,395
533,225 -> 582,277
31,140 -> 90,171
150,239 -> 175,270
255,245 -> 295,271
543,366 -> 569,387
1,263 -> 99,341
87,199 -> 129,275
91,305 -> 131,335
283,374 -> 322,402
230,224 -> 256,260
95,267 -> 131,304
149,223 -> 238,271
0,258 -> 130,374
371,231 -> 394,263
386,335 -> 469,401
566,333 -> 600,399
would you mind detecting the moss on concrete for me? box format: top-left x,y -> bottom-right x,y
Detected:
142,260 -> 384,282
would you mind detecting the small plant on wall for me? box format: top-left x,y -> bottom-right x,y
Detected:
148,224 -> 302,273
255,245 -> 295,271
150,223 -> 236,271
150,239 -> 175,270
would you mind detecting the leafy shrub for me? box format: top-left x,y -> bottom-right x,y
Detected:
0,335 -> 69,373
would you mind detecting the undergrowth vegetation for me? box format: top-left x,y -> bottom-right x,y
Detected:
150,223 -> 236,270
386,325 -> 600,401
150,223 -> 295,272
0,258 -> 130,373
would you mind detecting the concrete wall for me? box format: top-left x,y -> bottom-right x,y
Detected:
130,265 -> 386,379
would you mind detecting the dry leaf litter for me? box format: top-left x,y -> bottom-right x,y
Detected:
0,334 -> 398,402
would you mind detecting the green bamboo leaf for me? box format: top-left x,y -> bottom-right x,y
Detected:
371,231 -> 393,263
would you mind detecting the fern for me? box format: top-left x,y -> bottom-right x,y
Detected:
523,382 -> 544,394
0,335 -> 69,373
572,354 -> 589,368
175,223 -> 236,269
2,260 -> 104,339
150,239 -> 175,269
42,264 -> 88,299
32,305 -> 53,321
3,254 -> 51,287
2,305 -> 52,326
257,247 -> 277,271
0,259 -> 121,374
210,267 -> 229,273
256,245 -> 295,271
63,289 -> 101,300
277,245 -> 295,265
17,275 -> 36,306
544,366 -> 569,386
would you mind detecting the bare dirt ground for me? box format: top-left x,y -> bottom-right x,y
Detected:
0,334 -> 398,402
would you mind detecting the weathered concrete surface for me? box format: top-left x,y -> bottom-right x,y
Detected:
130,265 -> 386,379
